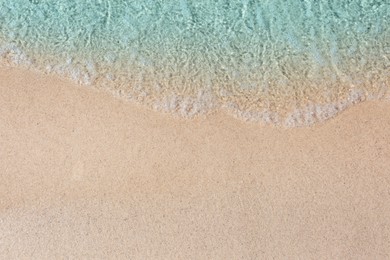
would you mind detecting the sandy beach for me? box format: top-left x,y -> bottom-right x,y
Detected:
1,67 -> 389,258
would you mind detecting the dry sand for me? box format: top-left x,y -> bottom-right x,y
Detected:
0,67 -> 389,259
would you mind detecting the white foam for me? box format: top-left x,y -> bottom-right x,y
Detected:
283,88 -> 366,127
0,43 -> 32,66
1,40 -> 388,128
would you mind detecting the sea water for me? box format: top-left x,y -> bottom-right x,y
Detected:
0,1 -> 389,126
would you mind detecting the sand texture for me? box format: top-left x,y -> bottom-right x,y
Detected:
1,67 -> 390,259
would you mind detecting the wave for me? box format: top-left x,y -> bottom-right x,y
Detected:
0,0 -> 389,126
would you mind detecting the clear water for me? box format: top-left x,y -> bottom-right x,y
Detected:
0,1 -> 389,126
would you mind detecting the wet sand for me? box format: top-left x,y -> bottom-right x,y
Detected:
0,67 -> 389,259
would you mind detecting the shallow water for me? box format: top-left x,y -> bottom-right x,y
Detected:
0,1 -> 389,126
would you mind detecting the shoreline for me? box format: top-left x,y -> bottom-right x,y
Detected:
1,66 -> 390,258
1,43 -> 389,127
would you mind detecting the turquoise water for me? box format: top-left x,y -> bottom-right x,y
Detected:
0,1 -> 389,126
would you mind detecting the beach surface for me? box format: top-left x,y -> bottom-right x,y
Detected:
1,67 -> 389,259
